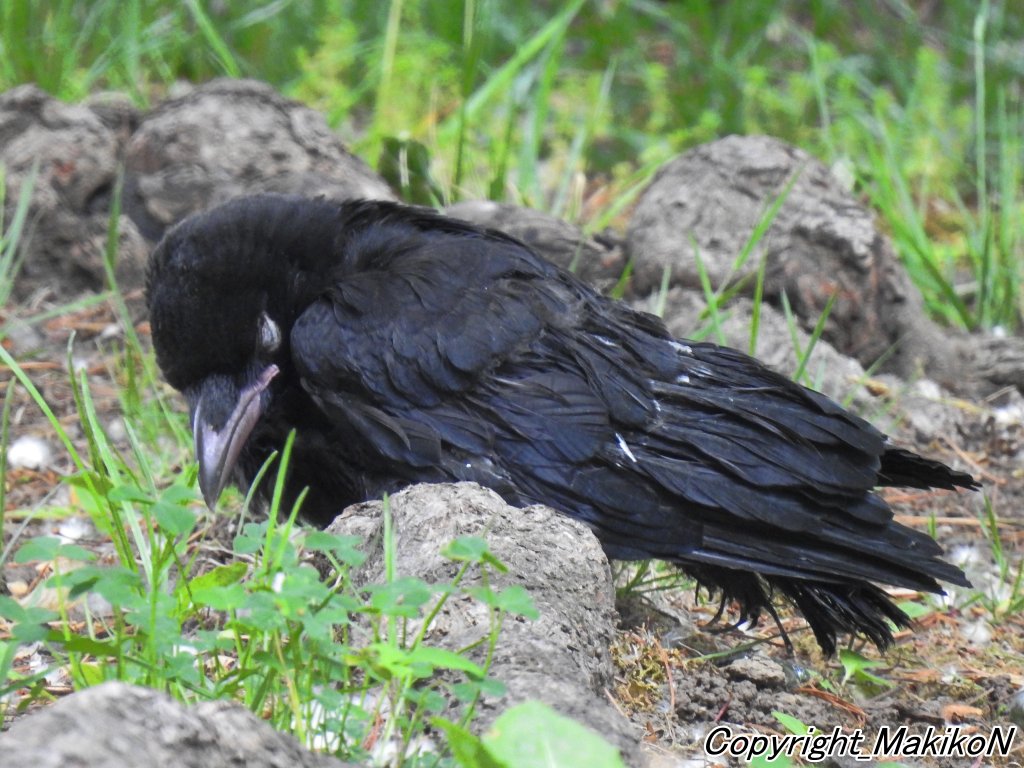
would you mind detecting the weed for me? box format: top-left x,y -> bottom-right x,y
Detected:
0,345 -> 540,761
0,161 -> 36,309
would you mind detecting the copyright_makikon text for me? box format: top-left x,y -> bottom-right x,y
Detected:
704,723 -> 1017,762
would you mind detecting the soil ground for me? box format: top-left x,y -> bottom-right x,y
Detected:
4,291 -> 1023,766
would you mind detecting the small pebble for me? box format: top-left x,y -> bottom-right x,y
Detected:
3,319 -> 45,356
992,402 -> 1024,427
44,665 -> 71,688
685,723 -> 709,744
58,517 -> 92,542
99,323 -> 122,340
106,416 -> 128,443
85,591 -> 113,617
725,655 -> 786,688
912,378 -> 943,399
830,157 -> 856,191
22,647 -> 46,674
7,435 -> 52,470
370,734 -> 437,766
6,580 -> 29,598
961,619 -> 992,647
948,544 -> 984,570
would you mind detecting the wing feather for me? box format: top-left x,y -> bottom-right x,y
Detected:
285,202 -> 970,652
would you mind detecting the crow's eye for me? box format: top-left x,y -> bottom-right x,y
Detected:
257,312 -> 281,353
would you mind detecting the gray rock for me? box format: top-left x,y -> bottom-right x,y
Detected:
0,84 -> 147,300
124,78 -> 395,240
0,681 -> 354,768
327,482 -> 641,764
0,317 -> 45,354
84,91 -> 143,147
965,334 -> 1024,396
885,378 -> 975,445
626,135 -> 962,386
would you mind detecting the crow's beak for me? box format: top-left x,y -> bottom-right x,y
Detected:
194,364 -> 279,509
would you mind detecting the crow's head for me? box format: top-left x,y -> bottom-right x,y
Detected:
146,197 -> 304,509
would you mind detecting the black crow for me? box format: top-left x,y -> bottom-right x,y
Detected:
147,194 -> 976,654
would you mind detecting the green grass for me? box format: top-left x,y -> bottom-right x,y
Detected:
0,339 -> 553,763
3,1 -> 1022,328
0,162 -> 36,309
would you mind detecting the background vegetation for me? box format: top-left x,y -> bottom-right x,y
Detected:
2,0 -> 1022,327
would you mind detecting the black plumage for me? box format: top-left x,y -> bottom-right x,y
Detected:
146,194 -> 977,654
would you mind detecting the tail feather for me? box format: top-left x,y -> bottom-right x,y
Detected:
685,563 -> 933,656
484,300 -> 980,655
880,446 -> 979,490
778,578 -> 913,655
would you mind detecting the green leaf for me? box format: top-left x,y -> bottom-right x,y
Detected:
406,687 -> 448,713
51,632 -> 120,657
188,563 -> 249,609
0,596 -> 58,643
772,710 -> 811,735
493,585 -> 539,619
367,577 -> 434,617
159,483 -> 197,506
76,661 -> 107,687
67,566 -> 143,606
191,583 -> 247,611
751,754 -> 794,768
357,642 -> 416,679
53,544 -> 96,563
303,531 -> 366,567
433,717 -> 509,768
443,536 -> 487,562
13,536 -> 62,563
189,562 -> 249,592
465,584 -> 538,618
233,521 -> 269,554
15,537 -> 96,564
484,701 -> 625,768
896,600 -> 933,620
452,677 -> 506,703
232,591 -> 284,632
406,645 -> 485,678
839,648 -> 894,689
154,499 -> 197,537
108,484 -> 153,504
441,537 -> 507,570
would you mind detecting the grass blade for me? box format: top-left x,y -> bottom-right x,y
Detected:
437,0 -> 585,143
185,0 -> 241,77
0,159 -> 38,307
